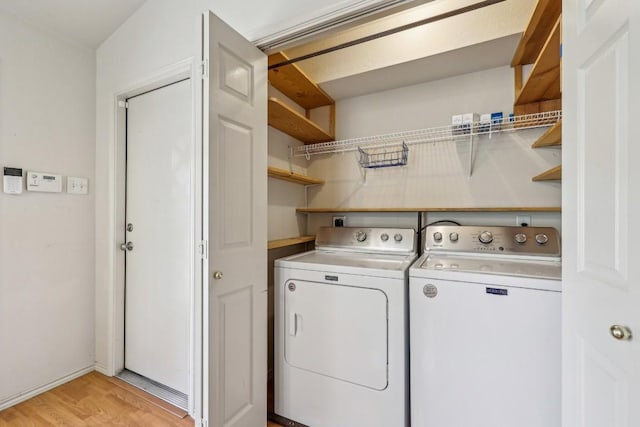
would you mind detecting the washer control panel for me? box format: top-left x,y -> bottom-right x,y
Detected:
315,226 -> 416,254
424,225 -> 560,257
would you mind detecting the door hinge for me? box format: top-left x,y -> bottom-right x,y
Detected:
201,59 -> 209,79
198,240 -> 208,259
118,100 -> 129,108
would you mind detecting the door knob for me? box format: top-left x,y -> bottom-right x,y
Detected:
120,241 -> 134,251
610,325 -> 632,341
213,271 -> 223,280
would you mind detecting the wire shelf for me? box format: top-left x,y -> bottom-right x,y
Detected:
294,110 -> 562,158
359,142 -> 408,169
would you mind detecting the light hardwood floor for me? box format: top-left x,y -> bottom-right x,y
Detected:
0,371 -> 284,426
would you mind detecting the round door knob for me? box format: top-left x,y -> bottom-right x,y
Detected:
394,233 -> 403,242
433,232 -> 443,242
610,325 -> 632,341
478,231 -> 493,244
514,233 -> 527,244
535,233 -> 549,245
449,232 -> 459,242
355,231 -> 367,242
213,271 -> 223,280
120,241 -> 134,251
380,233 -> 389,242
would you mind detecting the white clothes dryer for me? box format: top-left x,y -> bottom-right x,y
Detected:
274,227 -> 417,427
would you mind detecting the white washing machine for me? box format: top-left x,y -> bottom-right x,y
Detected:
274,227 -> 417,427
409,225 -> 561,427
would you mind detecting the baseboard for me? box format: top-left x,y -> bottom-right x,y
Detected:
94,362 -> 110,376
0,365 -> 95,411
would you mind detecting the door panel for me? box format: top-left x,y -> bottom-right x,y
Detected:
125,79 -> 192,394
284,280 -> 388,390
563,0 -> 640,425
203,11 -> 267,427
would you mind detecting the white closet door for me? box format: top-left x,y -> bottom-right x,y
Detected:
563,1 -> 640,426
203,11 -> 268,427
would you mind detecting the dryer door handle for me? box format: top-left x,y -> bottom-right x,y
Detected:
289,312 -> 298,336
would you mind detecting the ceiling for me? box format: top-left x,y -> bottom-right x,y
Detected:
284,0 -> 536,99
0,0 -> 146,48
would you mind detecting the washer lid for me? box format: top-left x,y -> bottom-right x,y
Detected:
415,253 -> 561,281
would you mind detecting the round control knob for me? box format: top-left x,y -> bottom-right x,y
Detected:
394,233 -> 403,242
355,231 -> 367,242
514,233 -> 527,244
449,232 -> 459,242
535,233 -> 549,245
478,231 -> 493,244
380,233 -> 389,242
433,232 -> 443,242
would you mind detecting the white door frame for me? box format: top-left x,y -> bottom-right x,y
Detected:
109,58 -> 203,418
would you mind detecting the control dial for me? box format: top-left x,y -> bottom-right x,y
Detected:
478,231 -> 493,244
449,232 -> 459,242
433,232 -> 443,242
514,233 -> 527,244
380,233 -> 389,242
394,233 -> 403,242
535,233 -> 549,245
355,231 -> 367,242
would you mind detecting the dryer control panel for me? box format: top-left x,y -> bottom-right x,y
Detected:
315,226 -> 417,254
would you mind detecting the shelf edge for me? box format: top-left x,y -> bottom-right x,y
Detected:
268,235 -> 315,250
297,207 -> 562,213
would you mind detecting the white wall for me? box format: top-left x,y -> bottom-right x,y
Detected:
0,12 -> 95,407
307,66 -> 562,209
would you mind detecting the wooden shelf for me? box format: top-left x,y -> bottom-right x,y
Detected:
532,119 -> 562,148
267,166 -> 324,185
268,98 -> 334,144
297,207 -> 562,213
268,235 -> 315,250
515,15 -> 562,106
512,0 -> 562,66
532,165 -> 562,181
268,52 -> 334,110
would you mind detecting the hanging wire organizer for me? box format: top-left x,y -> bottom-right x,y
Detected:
358,142 -> 408,169
293,110 -> 562,159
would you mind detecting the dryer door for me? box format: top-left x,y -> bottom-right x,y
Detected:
284,279 -> 388,390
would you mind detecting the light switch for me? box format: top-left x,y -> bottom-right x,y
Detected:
67,176 -> 89,195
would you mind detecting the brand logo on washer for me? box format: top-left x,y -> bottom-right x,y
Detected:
423,284 -> 438,298
288,282 -> 296,292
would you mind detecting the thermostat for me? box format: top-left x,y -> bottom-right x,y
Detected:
3,167 -> 23,194
27,171 -> 62,193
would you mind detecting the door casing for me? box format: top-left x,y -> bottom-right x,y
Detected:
112,58 -> 203,418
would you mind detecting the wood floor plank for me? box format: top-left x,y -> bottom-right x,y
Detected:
0,372 -> 283,426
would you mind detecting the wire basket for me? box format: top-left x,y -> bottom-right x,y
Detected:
358,142 -> 408,169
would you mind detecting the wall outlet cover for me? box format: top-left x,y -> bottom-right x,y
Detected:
516,215 -> 531,227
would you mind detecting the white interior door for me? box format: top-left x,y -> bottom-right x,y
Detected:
563,1 -> 640,426
125,79 -> 193,394
203,12 -> 267,427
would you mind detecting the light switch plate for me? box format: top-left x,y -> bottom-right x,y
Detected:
67,176 -> 89,195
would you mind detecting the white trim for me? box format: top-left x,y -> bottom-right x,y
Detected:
107,57 -> 203,420
94,362 -> 110,376
251,0 -> 418,50
0,366 -> 94,411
